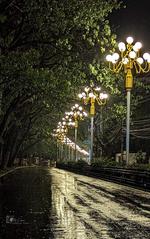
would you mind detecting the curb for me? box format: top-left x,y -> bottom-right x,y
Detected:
0,166 -> 36,179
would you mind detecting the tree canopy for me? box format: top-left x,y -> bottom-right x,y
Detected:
0,0 -> 123,167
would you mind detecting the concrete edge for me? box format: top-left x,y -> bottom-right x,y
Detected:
0,166 -> 36,178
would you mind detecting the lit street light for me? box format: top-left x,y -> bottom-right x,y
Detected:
106,36 -> 150,164
79,86 -> 108,164
65,104 -> 87,161
54,122 -> 68,162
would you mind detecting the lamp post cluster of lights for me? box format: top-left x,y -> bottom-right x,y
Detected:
53,85 -> 108,164
53,122 -> 69,161
53,104 -> 88,162
65,104 -> 87,161
61,136 -> 89,159
106,36 -> 150,164
78,85 -> 108,164
53,36 -> 149,166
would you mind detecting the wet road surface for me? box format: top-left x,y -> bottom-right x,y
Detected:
0,167 -> 150,239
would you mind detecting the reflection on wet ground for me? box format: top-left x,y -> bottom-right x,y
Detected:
0,167 -> 150,239
0,168 -> 53,239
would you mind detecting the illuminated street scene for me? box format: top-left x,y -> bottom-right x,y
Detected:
0,0 -> 150,238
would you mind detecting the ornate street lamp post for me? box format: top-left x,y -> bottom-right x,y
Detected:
65,104 -> 87,161
78,86 -> 108,164
54,121 -> 69,161
61,117 -> 75,161
106,36 -> 150,164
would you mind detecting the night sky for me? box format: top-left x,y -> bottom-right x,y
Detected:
110,0 -> 150,51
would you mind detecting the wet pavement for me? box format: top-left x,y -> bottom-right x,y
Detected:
0,167 -> 150,239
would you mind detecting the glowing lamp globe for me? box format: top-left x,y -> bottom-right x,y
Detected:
136,57 -> 144,64
143,53 -> 150,60
126,36 -> 134,44
106,54 -> 112,62
122,57 -> 128,65
129,51 -> 136,59
118,42 -> 126,52
89,92 -> 94,98
133,42 -> 142,51
112,53 -> 119,61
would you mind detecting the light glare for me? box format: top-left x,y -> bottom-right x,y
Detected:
136,57 -> 144,64
89,92 -> 94,98
99,93 -> 108,99
95,87 -> 101,91
106,54 -> 112,62
129,51 -> 136,59
118,42 -> 126,52
82,92 -> 86,97
134,42 -> 142,50
126,36 -> 134,44
84,87 -> 89,92
122,57 -> 129,64
112,53 -> 119,60
143,52 -> 150,60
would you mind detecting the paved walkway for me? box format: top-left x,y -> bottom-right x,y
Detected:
0,167 -> 149,239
